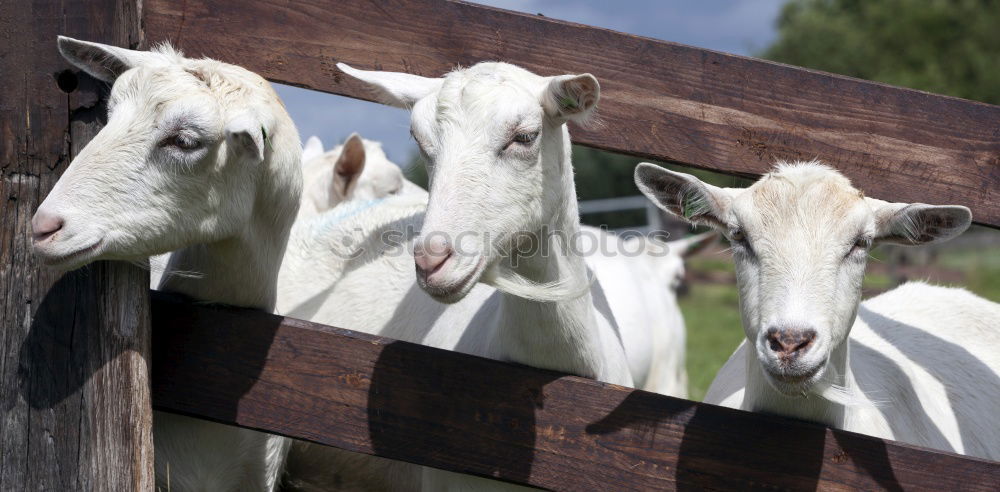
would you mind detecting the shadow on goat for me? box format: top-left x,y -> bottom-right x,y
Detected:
856,306 -> 1000,458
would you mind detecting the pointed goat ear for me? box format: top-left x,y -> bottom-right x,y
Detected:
333,133 -> 366,194
226,112 -> 266,162
541,73 -> 600,122
302,136 -> 324,163
57,36 -> 161,83
337,63 -> 443,108
634,163 -> 733,230
867,198 -> 971,245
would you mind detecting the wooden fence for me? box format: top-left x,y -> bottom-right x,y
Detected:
3,0 -> 998,490
1,0 -> 152,489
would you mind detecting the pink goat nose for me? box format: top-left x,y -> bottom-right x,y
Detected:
414,235 -> 453,276
31,209 -> 64,242
766,326 -> 817,361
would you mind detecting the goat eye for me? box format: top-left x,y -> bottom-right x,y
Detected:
730,228 -> 746,242
852,236 -> 872,253
163,133 -> 201,151
512,131 -> 539,145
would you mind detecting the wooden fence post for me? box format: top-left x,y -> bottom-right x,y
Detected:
0,0 -> 153,490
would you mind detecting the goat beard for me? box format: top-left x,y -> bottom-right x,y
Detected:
481,259 -> 594,303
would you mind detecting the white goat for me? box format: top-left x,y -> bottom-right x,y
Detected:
289,132 -> 706,396
280,67 -> 710,490
337,60 -> 636,490
279,194 -> 432,492
636,160 -> 1000,460
581,229 -> 714,397
34,37 -> 303,490
298,134 -> 409,218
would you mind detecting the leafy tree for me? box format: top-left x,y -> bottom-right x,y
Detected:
762,0 -> 1000,104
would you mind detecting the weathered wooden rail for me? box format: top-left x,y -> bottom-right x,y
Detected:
146,0 -> 1000,228
151,292 -> 1000,491
3,0 -> 999,490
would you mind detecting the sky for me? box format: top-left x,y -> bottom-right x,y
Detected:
274,0 -> 786,166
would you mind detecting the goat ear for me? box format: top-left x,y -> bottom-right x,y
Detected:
302,136 -> 324,163
635,163 -> 732,230
542,74 -> 599,122
333,133 -> 366,194
337,63 -> 442,108
226,112 -> 266,162
668,231 -> 718,258
57,36 -> 159,83
867,198 -> 971,245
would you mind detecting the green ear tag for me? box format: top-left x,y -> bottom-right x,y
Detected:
682,198 -> 694,219
560,96 -> 578,109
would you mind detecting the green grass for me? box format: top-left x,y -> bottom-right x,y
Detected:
862,271 -> 894,292
935,247 -> 1000,302
679,243 -> 1000,401
680,257 -> 744,402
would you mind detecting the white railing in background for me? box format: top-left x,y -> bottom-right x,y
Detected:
578,195 -> 664,233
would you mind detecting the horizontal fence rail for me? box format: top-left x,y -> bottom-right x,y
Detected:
578,196 -> 653,215
144,0 -> 1000,228
150,292 -> 1000,491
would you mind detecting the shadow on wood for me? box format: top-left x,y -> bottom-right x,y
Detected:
19,264 -> 120,409
13,261 -> 151,490
584,390 -> 906,490
367,341 -> 562,484
150,291 -> 281,426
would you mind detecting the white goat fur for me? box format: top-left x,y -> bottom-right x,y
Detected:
298,134 -> 408,218
636,160 -> 1000,460
284,61 -> 634,491
288,134 -> 702,397
149,133 -> 408,286
576,228 -> 714,397
37,38 -> 303,490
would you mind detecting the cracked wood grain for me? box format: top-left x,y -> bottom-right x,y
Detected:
0,0 -> 153,490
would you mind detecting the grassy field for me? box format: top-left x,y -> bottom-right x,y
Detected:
678,254 -> 744,401
679,240 -> 1000,401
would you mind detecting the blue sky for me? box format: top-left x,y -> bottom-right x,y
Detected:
274,0 -> 786,166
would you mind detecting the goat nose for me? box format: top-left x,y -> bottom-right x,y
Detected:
31,209 -> 64,242
414,235 -> 453,276
766,327 -> 817,360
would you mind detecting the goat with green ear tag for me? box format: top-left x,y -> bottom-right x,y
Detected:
636,160 -> 1000,460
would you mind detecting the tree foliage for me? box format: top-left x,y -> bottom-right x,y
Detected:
762,0 -> 1000,104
